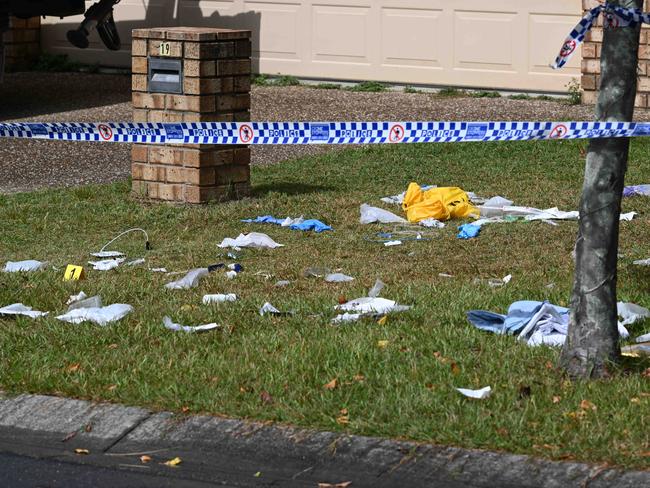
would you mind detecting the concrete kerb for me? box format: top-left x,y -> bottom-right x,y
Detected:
0,391 -> 647,487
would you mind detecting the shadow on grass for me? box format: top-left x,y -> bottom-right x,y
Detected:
252,181 -> 335,197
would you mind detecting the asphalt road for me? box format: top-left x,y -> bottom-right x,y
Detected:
0,452 -> 219,488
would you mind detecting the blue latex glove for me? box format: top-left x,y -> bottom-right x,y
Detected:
457,223 -> 481,239
290,219 -> 332,233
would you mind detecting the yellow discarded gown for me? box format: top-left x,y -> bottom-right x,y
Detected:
401,183 -> 478,222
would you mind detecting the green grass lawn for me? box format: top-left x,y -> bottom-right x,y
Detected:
1,139 -> 649,469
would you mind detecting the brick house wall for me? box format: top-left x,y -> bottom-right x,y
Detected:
3,16 -> 41,71
581,0 -> 649,108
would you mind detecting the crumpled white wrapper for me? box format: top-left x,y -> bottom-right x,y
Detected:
0,303 -> 48,318
88,258 -> 125,271
202,293 -> 237,304
4,260 -> 47,272
165,268 -> 209,290
56,304 -> 133,326
218,232 -> 284,249
163,316 -> 220,333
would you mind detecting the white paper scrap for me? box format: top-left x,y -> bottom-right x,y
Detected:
456,386 -> 492,399
4,260 -> 47,272
331,313 -> 363,324
325,273 -> 354,283
419,218 -> 445,229
56,304 -> 132,326
202,293 -> 237,304
259,302 -> 281,316
218,232 -> 284,249
0,303 -> 48,318
163,316 -> 220,333
225,270 -> 238,279
126,258 -> 145,266
88,258 -> 125,271
384,240 -> 403,247
337,297 -> 411,315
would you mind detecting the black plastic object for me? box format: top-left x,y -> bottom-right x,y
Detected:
66,0 -> 121,50
97,11 -> 120,50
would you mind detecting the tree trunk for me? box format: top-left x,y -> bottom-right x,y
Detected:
560,0 -> 643,379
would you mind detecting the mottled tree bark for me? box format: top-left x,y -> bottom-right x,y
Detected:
560,0 -> 643,378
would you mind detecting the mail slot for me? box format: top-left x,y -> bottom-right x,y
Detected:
148,57 -> 183,94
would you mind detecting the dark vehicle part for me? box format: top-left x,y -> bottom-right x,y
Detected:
67,0 -> 121,50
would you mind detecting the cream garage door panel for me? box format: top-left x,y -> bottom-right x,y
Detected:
381,8 -> 445,70
43,0 -> 583,92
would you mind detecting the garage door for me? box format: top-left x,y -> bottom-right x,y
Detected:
42,0 -> 582,92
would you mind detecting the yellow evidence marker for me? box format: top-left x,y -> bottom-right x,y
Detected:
64,265 -> 86,281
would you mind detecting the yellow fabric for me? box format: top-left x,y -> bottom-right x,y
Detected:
401,183 -> 478,222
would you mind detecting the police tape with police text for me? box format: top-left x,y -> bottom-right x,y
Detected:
2,121 -> 650,145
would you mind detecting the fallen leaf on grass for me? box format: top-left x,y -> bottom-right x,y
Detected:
641,451 -> 650,457
254,471 -> 262,477
552,396 -> 561,404
140,455 -> 152,463
580,400 -> 597,411
336,408 -> 349,425
376,316 -> 387,326
108,343 -> 118,350
323,378 -> 338,390
74,449 -> 90,455
181,406 -> 190,413
353,374 -> 365,383
84,423 -> 93,433
260,390 -> 273,404
377,340 -> 389,349
338,295 -> 347,305
66,363 -> 81,373
450,362 -> 460,376
106,384 -> 117,392
164,457 -> 182,467
318,482 -> 352,488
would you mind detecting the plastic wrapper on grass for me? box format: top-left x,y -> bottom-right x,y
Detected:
203,294 -> 237,304
3,260 -> 48,272
218,232 -> 284,249
163,316 -> 220,333
324,273 -> 354,283
359,204 -> 407,224
0,303 -> 48,318
88,258 -> 125,271
337,297 -> 410,315
165,268 -> 209,290
56,304 -> 133,326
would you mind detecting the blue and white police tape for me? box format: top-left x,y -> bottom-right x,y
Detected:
2,121 -> 650,145
553,2 -> 650,69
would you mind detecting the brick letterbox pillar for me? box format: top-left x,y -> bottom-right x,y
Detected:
131,27 -> 252,203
